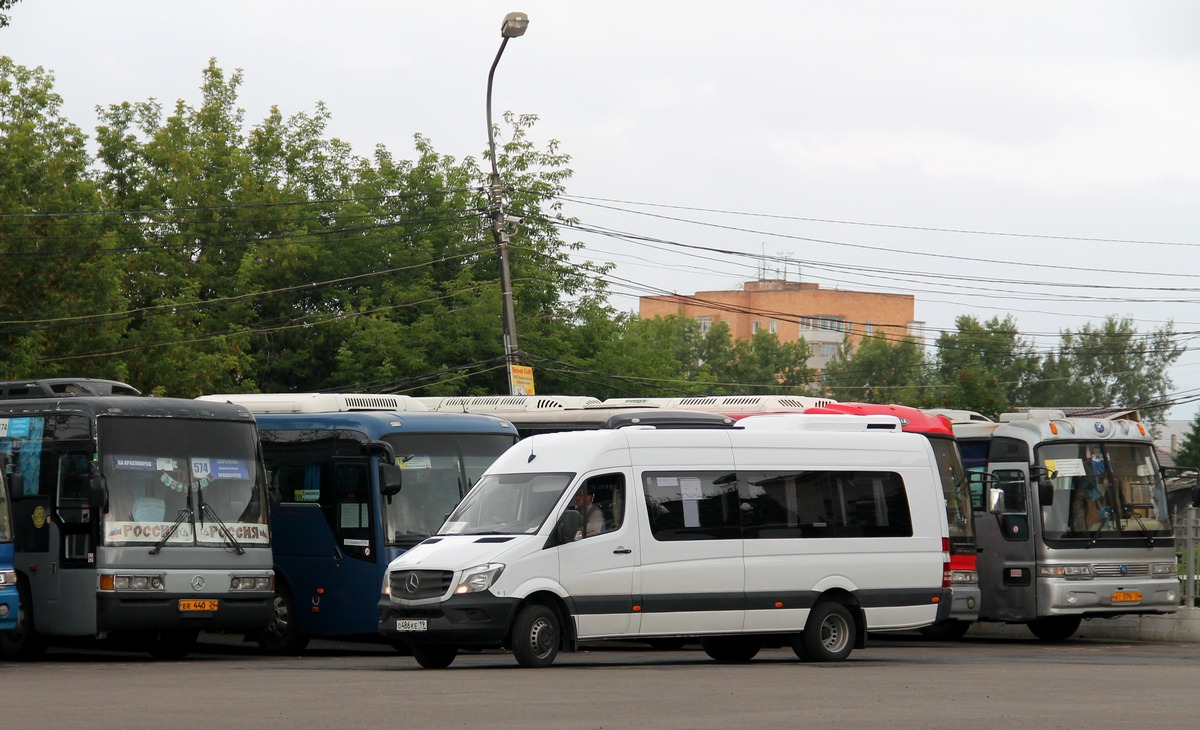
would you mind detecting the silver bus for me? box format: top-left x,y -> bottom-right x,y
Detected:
0,390 -> 274,659
952,410 -> 1178,641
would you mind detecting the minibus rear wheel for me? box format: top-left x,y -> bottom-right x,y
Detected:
511,604 -> 561,668
700,635 -> 761,663
794,602 -> 855,662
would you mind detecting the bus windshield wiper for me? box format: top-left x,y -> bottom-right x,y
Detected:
1086,507 -> 1114,548
1122,505 -> 1155,548
150,509 -> 193,555
200,501 -> 245,554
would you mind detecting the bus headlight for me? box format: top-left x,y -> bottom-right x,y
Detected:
1038,565 -> 1093,580
950,570 -> 978,585
0,569 -> 15,586
102,573 -> 166,591
454,563 -> 505,594
1152,563 -> 1177,578
230,575 -> 274,591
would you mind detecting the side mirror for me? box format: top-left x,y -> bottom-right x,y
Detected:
379,463 -> 404,498
89,474 -> 108,514
548,509 -> 583,548
1037,476 -> 1055,507
266,470 -> 282,513
6,471 -> 24,501
987,486 -> 1005,515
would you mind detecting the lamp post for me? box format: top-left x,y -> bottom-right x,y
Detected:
487,11 -> 528,395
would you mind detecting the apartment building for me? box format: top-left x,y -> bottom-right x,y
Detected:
638,279 -> 923,371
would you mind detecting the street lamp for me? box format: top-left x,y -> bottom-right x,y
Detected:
486,11 -> 528,395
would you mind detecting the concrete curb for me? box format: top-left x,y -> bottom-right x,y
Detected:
966,606 -> 1200,643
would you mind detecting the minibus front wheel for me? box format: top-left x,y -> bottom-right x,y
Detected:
511,604 -> 561,668
793,602 -> 855,662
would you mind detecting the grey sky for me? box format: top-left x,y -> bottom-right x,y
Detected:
5,1 -> 1199,415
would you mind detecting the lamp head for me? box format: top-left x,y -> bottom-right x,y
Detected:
501,11 -> 529,38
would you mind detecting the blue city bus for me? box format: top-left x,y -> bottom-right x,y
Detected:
199,394 -> 519,653
1,454 -> 18,633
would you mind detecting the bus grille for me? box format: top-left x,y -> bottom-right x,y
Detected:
389,570 -> 453,600
1092,563 -> 1149,577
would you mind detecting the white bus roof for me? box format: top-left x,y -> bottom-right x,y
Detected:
736,413 -> 904,433
198,393 -> 428,413
601,395 -> 836,412
415,395 -> 604,412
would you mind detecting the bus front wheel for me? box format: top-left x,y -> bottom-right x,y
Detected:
1028,616 -> 1081,642
0,579 -> 47,661
256,586 -> 310,655
411,643 -> 457,669
148,629 -> 199,660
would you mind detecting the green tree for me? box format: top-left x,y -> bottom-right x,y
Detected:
1041,316 -> 1181,427
821,333 -> 927,404
929,315 -> 1040,418
0,1 -> 22,28
0,58 -> 128,381
1173,410 -> 1200,470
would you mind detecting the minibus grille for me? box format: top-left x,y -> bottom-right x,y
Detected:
390,570 -> 453,600
1092,563 -> 1149,577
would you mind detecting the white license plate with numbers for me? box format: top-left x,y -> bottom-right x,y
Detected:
396,619 -> 427,631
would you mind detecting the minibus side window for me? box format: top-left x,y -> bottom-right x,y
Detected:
739,470 -> 912,539
643,471 -> 740,541
567,473 -> 626,540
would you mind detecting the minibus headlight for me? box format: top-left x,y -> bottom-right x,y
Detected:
1038,564 -> 1093,580
230,574 -> 274,591
950,570 -> 978,585
455,563 -> 505,594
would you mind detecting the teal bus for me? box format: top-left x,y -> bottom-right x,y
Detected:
1,453 -> 16,633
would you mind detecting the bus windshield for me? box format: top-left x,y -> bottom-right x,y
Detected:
99,418 -> 269,548
929,437 -> 973,545
439,472 -> 575,536
1038,441 -> 1172,541
381,433 -> 517,545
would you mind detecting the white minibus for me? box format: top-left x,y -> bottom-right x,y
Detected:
378,417 -> 951,668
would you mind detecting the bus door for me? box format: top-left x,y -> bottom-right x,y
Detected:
976,462 -> 1037,622
271,457 -> 377,636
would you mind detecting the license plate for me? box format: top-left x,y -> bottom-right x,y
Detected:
1112,591 -> 1142,603
395,619 -> 427,632
179,599 -> 219,612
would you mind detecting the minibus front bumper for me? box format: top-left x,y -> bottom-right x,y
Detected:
378,593 -> 522,647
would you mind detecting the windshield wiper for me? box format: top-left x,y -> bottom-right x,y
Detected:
1086,507 -> 1114,548
150,509 -> 193,555
200,501 -> 245,554
1122,505 -> 1156,548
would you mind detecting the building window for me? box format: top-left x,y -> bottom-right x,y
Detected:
819,343 -> 838,358
696,316 -> 713,334
769,320 -> 778,334
752,320 -> 761,334
865,323 -> 874,336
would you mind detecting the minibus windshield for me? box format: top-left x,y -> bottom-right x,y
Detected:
440,472 -> 574,536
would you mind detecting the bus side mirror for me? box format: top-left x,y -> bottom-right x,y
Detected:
1031,466 -> 1055,506
987,487 -> 1005,515
1037,476 -> 1054,506
6,472 -> 23,501
548,509 -> 583,548
379,463 -> 404,498
266,470 -> 282,513
89,475 -> 108,514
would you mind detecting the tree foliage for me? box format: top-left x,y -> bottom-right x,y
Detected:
0,57 -> 1187,411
